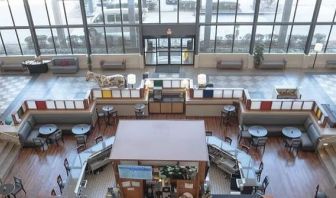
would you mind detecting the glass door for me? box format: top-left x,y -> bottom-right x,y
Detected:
144,36 -> 194,66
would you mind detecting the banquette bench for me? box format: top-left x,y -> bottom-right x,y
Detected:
326,60 -> 336,68
18,112 -> 94,147
258,59 -> 286,70
240,113 -> 320,151
100,59 -> 126,70
50,56 -> 79,74
0,60 -> 26,72
216,60 -> 243,70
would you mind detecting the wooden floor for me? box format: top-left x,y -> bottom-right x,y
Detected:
4,115 -> 335,198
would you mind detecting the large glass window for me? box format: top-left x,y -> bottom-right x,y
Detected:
216,25 -> 234,52
236,0 -> 254,22
310,25 -> 331,52
106,27 -> 124,53
233,25 -> 252,53
160,0 -> 177,23
142,0 -> 159,23
318,0 -> 336,22
1,30 -> 21,55
271,25 -> 290,53
258,0 -> 278,22
294,0 -> 315,22
326,26 -> 336,53
179,0 -> 196,23
288,25 -> 309,53
199,25 -> 216,52
17,29 -> 35,55
124,26 -> 140,53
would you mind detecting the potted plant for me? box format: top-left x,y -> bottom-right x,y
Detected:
254,43 -> 264,68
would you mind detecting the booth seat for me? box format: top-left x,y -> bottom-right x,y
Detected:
18,112 -> 94,147
240,113 -> 321,151
50,56 -> 79,74
0,60 -> 27,72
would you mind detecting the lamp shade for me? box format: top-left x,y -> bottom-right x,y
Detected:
197,74 -> 206,85
314,43 -> 323,52
127,74 -> 136,85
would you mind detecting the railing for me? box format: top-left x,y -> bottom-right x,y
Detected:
91,80 -> 145,99
318,136 -> 336,149
11,90 -> 92,125
189,87 -> 244,99
145,78 -> 193,89
0,131 -> 20,145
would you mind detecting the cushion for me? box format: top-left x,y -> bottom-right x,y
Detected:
304,118 -> 312,129
19,122 -> 32,140
26,129 -> 40,143
301,133 -> 314,148
307,124 -> 320,145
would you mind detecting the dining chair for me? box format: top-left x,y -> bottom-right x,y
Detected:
51,188 -> 57,196
240,144 -> 250,154
224,136 -> 232,145
135,109 -> 145,119
256,176 -> 269,195
75,135 -> 87,147
285,138 -> 301,154
250,137 -> 268,154
64,158 -> 71,176
11,177 -> 26,198
96,107 -> 106,129
254,161 -> 264,182
220,110 -> 228,125
52,129 -> 64,146
95,135 -> 104,144
110,109 -> 119,125
33,137 -> 48,151
57,175 -> 65,194
238,125 -> 252,144
315,184 -> 327,198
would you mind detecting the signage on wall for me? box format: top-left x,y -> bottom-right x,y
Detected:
118,165 -> 153,180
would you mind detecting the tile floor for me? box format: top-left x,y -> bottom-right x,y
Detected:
1,68 -> 336,120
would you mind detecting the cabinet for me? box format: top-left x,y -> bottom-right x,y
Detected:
161,103 -> 172,113
149,102 -> 161,113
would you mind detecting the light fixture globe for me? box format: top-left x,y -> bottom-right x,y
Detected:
127,74 -> 136,88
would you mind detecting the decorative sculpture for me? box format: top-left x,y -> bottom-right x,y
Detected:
86,71 -> 126,88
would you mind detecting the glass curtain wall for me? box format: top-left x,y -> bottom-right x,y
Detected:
0,0 -> 336,55
0,0 -> 34,55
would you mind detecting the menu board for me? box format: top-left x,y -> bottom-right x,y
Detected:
118,165 -> 153,180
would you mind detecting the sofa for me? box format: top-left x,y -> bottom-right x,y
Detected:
18,113 -> 94,147
0,60 -> 27,72
100,59 -> 126,70
258,60 -> 286,70
50,56 -> 79,74
216,60 -> 243,70
240,113 -> 320,151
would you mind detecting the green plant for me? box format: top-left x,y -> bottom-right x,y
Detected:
254,43 -> 264,67
160,165 -> 197,180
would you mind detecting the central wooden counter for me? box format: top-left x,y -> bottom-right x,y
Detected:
109,120 -> 209,198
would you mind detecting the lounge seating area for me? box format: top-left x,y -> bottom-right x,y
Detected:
100,59 -> 126,70
216,60 -> 243,70
257,60 -> 286,70
0,60 -> 27,73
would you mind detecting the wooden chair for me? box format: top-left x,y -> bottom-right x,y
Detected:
95,135 -> 104,144
250,137 -> 268,154
237,125 -> 252,144
64,158 -> 71,176
11,177 -> 26,198
254,161 -> 264,182
57,175 -> 65,194
315,184 -> 327,198
224,136 -> 232,145
33,137 -> 48,151
77,144 -> 86,153
240,144 -> 250,154
220,110 -> 229,125
75,135 -> 87,147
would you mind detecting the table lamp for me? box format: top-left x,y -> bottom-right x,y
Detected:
197,74 -> 206,88
127,74 -> 136,88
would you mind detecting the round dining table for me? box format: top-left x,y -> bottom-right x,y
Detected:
223,104 -> 235,113
248,126 -> 268,137
134,103 -> 145,112
282,127 -> 302,139
39,124 -> 58,136
102,105 -> 114,125
0,183 -> 14,198
72,124 -> 91,135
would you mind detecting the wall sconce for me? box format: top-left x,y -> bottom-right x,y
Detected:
312,43 -> 323,69
197,74 -> 206,88
127,74 -> 136,88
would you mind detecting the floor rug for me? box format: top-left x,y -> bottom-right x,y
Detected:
155,65 -> 180,73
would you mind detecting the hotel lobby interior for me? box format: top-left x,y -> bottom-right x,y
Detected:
0,0 -> 336,198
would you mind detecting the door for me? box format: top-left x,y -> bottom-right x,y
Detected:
144,36 -> 194,66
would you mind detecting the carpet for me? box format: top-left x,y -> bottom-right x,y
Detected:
155,65 -> 180,73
